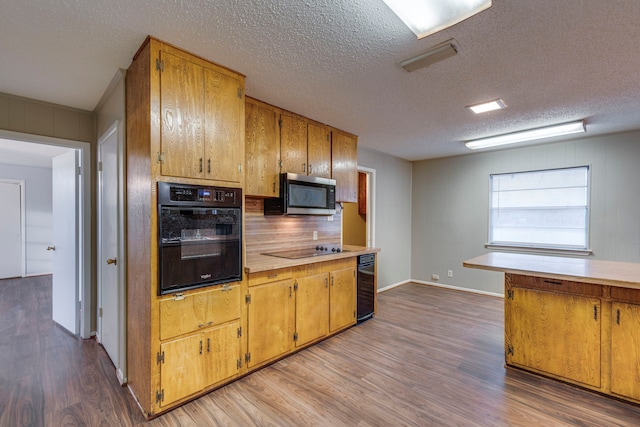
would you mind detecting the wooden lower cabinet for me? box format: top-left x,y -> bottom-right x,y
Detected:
507,287 -> 601,387
160,321 -> 241,407
611,301 -> 640,401
505,273 -> 640,405
330,266 -> 357,332
247,278 -> 296,367
295,272 -> 330,347
246,258 -> 357,368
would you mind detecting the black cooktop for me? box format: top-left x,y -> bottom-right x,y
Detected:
262,245 -> 347,260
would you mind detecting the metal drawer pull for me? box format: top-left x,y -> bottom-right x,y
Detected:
543,280 -> 562,285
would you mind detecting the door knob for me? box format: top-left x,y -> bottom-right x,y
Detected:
106,258 -> 117,265
47,245 -> 56,251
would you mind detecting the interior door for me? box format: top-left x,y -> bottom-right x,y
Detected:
98,125 -> 120,367
52,150 -> 79,334
0,182 -> 23,279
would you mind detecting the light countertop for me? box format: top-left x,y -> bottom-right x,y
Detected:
245,245 -> 380,274
464,252 -> 640,289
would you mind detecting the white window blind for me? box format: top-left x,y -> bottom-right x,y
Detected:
489,166 -> 589,250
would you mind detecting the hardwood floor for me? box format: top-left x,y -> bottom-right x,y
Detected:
2,277 -> 640,426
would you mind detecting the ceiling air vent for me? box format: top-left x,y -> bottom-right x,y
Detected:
399,39 -> 458,72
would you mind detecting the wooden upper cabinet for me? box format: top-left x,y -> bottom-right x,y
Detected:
331,130 -> 358,202
203,67 -> 243,183
245,98 -> 281,197
307,123 -> 332,178
158,45 -> 244,183
159,50 -> 205,179
280,114 -> 308,175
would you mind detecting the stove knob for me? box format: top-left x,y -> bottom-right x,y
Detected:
331,247 -> 337,252
315,246 -> 321,251
336,248 -> 342,253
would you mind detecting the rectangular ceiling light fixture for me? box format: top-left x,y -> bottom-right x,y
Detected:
465,120 -> 586,150
382,0 -> 492,39
399,39 -> 458,72
467,99 -> 506,114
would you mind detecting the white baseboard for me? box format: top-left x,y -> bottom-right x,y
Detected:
378,279 -> 504,298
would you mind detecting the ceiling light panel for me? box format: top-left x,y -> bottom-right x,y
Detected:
465,120 -> 586,150
382,0 -> 492,39
399,39 -> 458,72
467,99 -> 506,114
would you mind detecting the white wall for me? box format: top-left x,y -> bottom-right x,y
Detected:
412,130 -> 640,295
0,163 -> 53,275
358,146 -> 413,290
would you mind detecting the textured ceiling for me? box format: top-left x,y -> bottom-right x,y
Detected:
1,0 -> 640,162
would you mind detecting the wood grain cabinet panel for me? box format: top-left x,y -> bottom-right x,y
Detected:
159,321 -> 241,408
611,302 -> 640,401
295,272 -> 330,346
159,284 -> 241,341
280,114 -> 308,175
307,123 -> 331,178
160,333 -> 206,407
159,50 -> 204,179
247,279 -> 295,367
330,266 -> 357,332
245,98 -> 281,197
331,130 -> 358,202
158,46 -> 244,182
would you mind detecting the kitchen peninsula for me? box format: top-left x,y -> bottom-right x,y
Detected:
464,252 -> 640,405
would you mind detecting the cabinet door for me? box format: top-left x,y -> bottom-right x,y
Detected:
245,99 -> 281,196
204,321 -> 241,386
330,267 -> 356,332
159,50 -> 204,179
331,131 -> 358,202
295,273 -> 329,347
508,288 -> 601,387
280,114 -> 307,175
159,284 -> 240,341
204,67 -> 243,183
611,302 -> 640,400
247,279 -> 295,367
160,333 -> 205,407
307,123 -> 331,178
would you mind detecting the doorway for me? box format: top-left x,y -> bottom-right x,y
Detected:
0,129 -> 92,339
342,167 -> 375,248
0,180 -> 24,279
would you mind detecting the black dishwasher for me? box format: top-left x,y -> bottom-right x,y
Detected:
357,254 -> 375,323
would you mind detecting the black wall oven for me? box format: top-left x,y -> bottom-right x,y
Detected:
158,182 -> 242,295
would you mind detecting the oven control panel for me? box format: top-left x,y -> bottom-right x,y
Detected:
158,182 -> 241,208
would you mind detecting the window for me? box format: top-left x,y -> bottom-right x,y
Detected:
489,166 -> 589,251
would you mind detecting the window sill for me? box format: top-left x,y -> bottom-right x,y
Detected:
485,244 -> 592,257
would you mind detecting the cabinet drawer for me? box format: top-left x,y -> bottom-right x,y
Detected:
160,283 -> 241,340
248,268 -> 292,287
611,287 -> 640,304
508,274 -> 601,298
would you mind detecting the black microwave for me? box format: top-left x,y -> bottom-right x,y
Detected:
264,173 -> 336,215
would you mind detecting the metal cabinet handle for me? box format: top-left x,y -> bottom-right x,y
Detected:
47,245 -> 56,251
106,258 -> 117,265
208,159 -> 211,173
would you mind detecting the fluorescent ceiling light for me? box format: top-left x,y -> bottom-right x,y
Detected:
382,0 -> 492,39
467,99 -> 506,114
399,39 -> 458,72
465,120 -> 586,150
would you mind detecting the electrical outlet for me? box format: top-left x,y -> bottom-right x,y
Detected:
448,270 -> 453,278
313,231 -> 318,240
431,274 -> 439,281
327,215 -> 334,222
